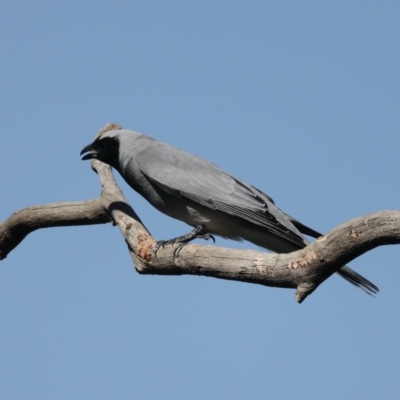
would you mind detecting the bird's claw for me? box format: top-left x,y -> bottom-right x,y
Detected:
153,226 -> 215,255
154,239 -> 173,250
197,233 -> 215,243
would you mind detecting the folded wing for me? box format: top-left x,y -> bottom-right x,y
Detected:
137,144 -> 308,249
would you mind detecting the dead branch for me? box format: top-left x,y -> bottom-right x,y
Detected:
1,123 -> 399,303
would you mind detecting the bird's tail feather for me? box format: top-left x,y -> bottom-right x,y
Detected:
335,265 -> 379,296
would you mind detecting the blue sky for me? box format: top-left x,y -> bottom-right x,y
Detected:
1,2 -> 400,399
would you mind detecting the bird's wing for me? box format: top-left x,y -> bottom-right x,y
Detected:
135,142 -> 379,295
136,144 -> 308,248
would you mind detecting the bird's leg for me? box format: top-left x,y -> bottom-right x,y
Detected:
154,225 -> 215,252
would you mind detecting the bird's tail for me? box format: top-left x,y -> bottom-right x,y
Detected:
336,265 -> 379,296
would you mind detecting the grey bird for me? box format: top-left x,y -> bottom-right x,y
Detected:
81,129 -> 378,295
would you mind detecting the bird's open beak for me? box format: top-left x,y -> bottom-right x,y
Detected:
80,144 -> 96,160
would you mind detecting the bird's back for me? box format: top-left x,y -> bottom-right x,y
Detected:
115,131 -> 309,252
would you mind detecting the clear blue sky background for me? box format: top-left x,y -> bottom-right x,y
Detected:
1,2 -> 400,399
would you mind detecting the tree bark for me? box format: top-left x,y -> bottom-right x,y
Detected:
1,123 -> 399,303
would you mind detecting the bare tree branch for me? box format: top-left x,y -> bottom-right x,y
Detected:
1,123 -> 399,303
0,199 -> 110,260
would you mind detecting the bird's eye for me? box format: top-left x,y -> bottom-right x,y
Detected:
95,140 -> 106,151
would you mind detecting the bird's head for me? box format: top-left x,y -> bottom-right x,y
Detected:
80,130 -> 121,169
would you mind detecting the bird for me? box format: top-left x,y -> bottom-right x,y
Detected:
80,129 -> 378,295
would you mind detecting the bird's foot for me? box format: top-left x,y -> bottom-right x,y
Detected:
154,225 -> 215,253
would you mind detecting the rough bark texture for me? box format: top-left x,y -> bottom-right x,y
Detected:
1,123 -> 399,303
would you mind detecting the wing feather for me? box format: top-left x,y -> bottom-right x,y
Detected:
137,144 -> 307,248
